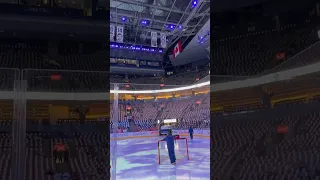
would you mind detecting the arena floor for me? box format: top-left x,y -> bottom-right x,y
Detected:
114,136 -> 210,180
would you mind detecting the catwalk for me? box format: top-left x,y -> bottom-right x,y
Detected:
114,136 -> 210,180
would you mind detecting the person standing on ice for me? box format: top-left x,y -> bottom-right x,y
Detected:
162,129 -> 176,165
189,127 -> 194,140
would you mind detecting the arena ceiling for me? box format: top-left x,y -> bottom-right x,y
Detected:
110,0 -> 210,50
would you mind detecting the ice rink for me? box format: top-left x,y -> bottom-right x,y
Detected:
114,135 -> 210,180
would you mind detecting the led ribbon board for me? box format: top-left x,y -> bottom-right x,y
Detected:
110,81 -> 209,94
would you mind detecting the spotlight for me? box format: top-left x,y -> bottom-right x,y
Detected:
166,24 -> 175,30
141,20 -> 149,25
192,0 -> 197,8
121,17 -> 127,21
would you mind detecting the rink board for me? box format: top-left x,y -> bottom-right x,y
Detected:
110,129 -> 210,140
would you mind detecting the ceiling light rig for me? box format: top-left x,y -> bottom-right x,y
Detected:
121,17 -> 127,22
141,20 -> 149,26
191,0 -> 198,8
165,24 -> 184,31
198,30 -> 210,44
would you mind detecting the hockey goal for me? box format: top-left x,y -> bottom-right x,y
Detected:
157,137 -> 189,164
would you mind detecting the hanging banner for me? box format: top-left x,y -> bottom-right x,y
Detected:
116,26 -> 124,43
151,32 -> 158,47
110,25 -> 115,42
160,33 -> 166,48
172,40 -> 182,58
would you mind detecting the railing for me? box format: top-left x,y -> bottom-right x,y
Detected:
211,75 -> 252,83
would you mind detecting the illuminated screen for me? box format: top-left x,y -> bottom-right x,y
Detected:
163,119 -> 177,123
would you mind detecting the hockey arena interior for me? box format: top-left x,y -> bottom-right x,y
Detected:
0,0 -> 319,180
110,0 -> 210,179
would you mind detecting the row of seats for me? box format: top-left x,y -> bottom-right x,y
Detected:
212,22 -> 319,76
110,94 -> 210,131
213,105 -> 320,180
0,41 -> 210,88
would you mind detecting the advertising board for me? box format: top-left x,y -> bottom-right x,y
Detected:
110,130 -> 210,139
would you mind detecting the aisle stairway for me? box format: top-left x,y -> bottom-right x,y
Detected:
128,120 -> 138,132
66,140 -> 78,158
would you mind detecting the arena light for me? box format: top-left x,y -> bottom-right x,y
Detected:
191,0 -> 198,8
141,20 -> 149,25
166,24 -> 175,30
110,81 -> 209,94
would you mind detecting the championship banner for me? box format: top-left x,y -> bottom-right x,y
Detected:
151,32 -> 157,47
116,26 -> 124,43
160,33 -> 166,48
110,25 -> 115,42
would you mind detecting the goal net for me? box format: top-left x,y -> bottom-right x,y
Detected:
157,138 -> 189,164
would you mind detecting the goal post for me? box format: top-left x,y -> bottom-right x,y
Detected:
157,138 -> 189,164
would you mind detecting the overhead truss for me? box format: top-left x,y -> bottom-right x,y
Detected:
110,0 -> 210,48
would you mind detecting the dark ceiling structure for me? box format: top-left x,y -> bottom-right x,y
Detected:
110,0 -> 210,49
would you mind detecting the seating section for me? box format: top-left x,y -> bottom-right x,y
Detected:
110,94 -> 210,132
0,132 -> 12,180
212,105 -> 320,180
212,23 -> 319,76
25,70 -> 109,92
25,121 -> 109,180
0,42 -> 209,91
26,133 -> 54,180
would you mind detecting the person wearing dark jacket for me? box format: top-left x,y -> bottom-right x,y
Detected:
162,130 -> 176,165
189,127 -> 194,140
